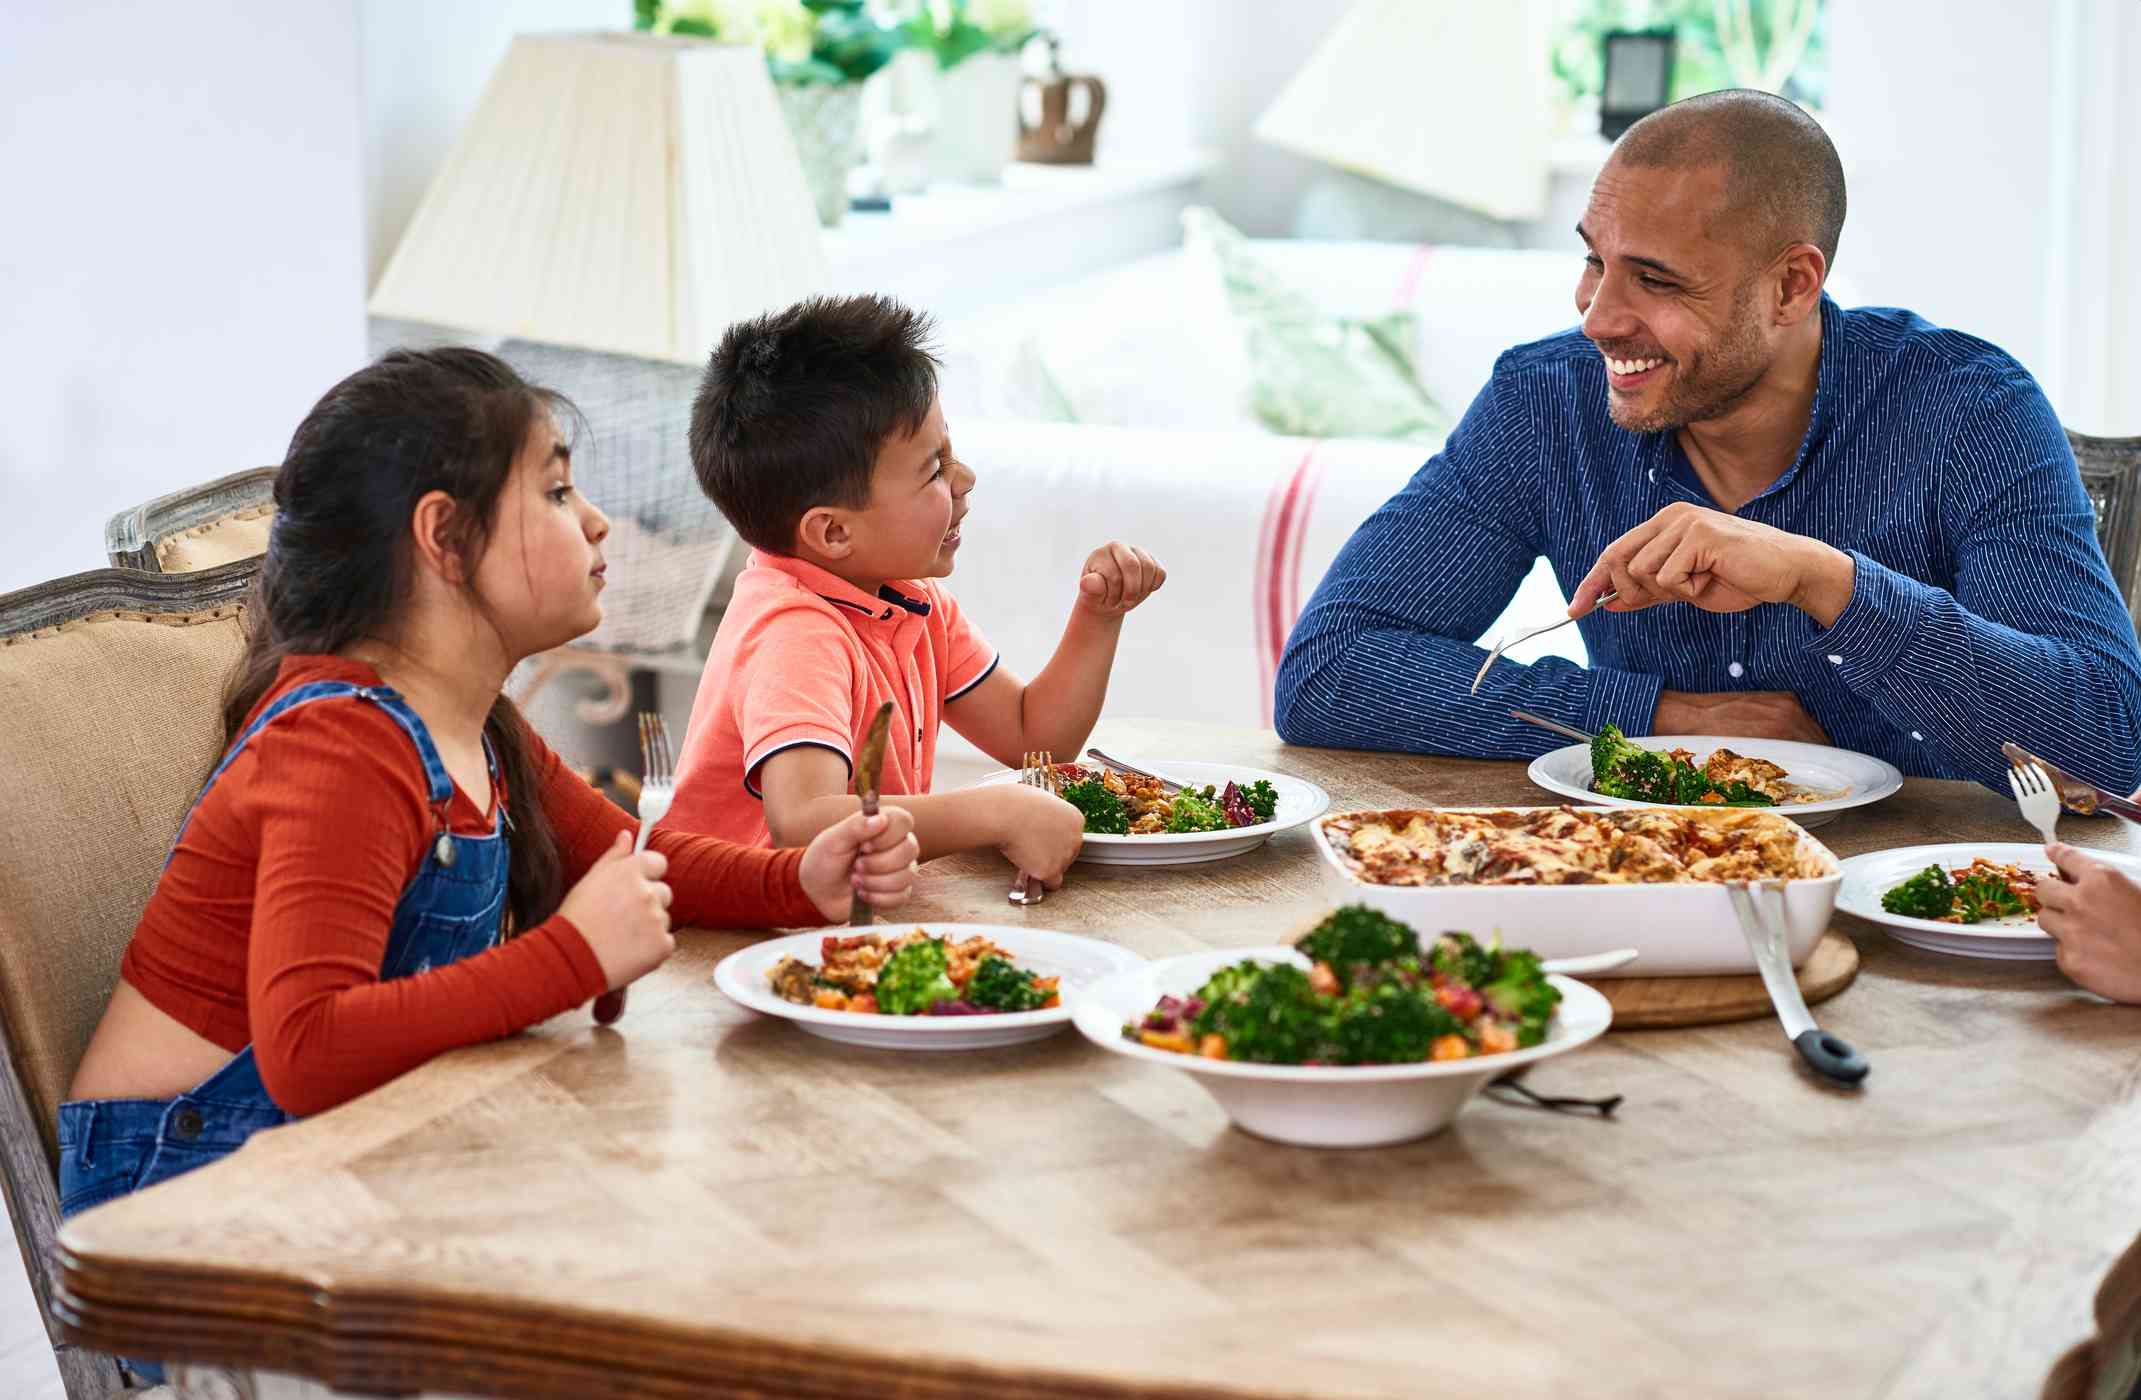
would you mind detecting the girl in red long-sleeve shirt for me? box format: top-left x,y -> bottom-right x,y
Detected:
60,350 -> 919,1240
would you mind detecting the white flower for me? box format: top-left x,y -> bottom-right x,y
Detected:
967,0 -> 1030,36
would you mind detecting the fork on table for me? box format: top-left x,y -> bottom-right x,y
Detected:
1471,592 -> 1619,694
1008,749 -> 1055,907
593,712 -> 675,1025
2006,753 -> 2061,848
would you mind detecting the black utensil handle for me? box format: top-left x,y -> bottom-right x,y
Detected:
593,988 -> 627,1024
1792,1028 -> 1869,1085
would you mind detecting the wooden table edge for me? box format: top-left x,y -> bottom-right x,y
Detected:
51,1243 -> 1278,1400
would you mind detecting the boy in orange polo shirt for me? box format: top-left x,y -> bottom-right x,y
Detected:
661,295 -> 1167,890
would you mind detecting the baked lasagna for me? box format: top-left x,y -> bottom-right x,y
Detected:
1320,807 -> 1828,886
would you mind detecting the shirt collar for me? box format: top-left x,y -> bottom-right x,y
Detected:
750,550 -> 933,622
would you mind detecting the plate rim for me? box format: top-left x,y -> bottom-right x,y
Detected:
1526,735 -> 1905,817
970,759 -> 1333,846
713,922 -> 1146,1034
1070,947 -> 1612,1083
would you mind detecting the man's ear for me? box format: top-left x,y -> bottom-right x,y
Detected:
1774,243 -> 1827,325
796,506 -> 853,561
409,489 -> 470,584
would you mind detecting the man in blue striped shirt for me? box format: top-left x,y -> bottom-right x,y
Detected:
1276,90 -> 2141,793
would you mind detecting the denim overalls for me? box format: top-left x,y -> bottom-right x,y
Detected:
56,681 -> 510,1221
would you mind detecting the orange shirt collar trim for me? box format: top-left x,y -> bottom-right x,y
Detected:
747,550 -> 931,621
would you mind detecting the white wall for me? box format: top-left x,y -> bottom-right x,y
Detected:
0,4 -> 368,596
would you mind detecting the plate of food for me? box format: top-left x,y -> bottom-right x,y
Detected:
1834,842 -> 2138,959
1526,725 -> 1903,828
1313,804 -> 1840,975
972,758 -> 1332,866
1070,905 -> 1612,1147
713,923 -> 1145,1049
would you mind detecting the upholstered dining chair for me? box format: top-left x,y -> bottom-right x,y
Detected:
2071,431 -> 2141,627
103,467 -> 275,574
0,558 -> 258,1397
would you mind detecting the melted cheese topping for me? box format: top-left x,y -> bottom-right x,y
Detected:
1323,807 -> 1827,886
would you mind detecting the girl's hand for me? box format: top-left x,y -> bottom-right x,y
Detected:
560,830 -> 675,991
801,807 -> 921,923
1075,541 -> 1167,618
2039,843 -> 2141,1002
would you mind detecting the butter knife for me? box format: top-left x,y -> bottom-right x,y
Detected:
849,701 -> 896,927
2002,741 -> 2141,823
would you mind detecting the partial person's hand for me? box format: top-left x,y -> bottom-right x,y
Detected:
990,783 -> 1086,888
560,829 -> 675,991
1075,541 -> 1167,618
799,807 -> 922,923
1654,689 -> 1831,745
1570,504 -> 1856,627
2038,844 -> 2141,1003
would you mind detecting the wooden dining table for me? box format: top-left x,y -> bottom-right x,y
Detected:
52,719 -> 2141,1399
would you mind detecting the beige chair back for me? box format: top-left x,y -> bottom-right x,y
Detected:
0,558 -> 255,1398
104,466 -> 276,573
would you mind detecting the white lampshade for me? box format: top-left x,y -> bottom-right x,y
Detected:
368,33 -> 828,364
1254,0 -> 1551,223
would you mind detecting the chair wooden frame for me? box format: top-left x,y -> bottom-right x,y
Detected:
102,467 -> 276,573
0,557 -> 259,1399
2070,430 -> 2141,628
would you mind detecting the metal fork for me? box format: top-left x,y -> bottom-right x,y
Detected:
1008,749 -> 1054,907
1471,592 -> 1618,694
594,712 -> 675,1025
2007,755 -> 2060,847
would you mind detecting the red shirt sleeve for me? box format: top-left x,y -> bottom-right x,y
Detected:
240,702 -> 609,1117
529,727 -> 827,930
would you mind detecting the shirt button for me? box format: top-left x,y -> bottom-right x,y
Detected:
1727,662 -> 1745,679
1827,654 -> 1844,665
1647,467 -> 1658,482
172,1107 -> 204,1140
1910,731 -> 1924,741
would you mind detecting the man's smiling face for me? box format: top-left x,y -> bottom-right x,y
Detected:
1575,158 -> 1776,434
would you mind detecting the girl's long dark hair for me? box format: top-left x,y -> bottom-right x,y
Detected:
225,347 -> 571,935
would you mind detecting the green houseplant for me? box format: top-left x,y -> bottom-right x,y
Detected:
903,0 -> 1039,184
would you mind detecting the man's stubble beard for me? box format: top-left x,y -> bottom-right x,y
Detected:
1608,278 -> 1770,434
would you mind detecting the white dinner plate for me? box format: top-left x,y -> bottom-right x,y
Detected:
1072,947 -> 1612,1148
1835,842 -> 2130,960
1527,735 -> 1903,829
970,760 -> 1332,866
713,923 -> 1146,1050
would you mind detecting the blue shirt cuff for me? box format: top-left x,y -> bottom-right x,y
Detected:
1583,665 -> 1666,738
1805,551 -> 1930,687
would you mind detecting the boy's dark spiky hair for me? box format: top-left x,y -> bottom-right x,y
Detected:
689,294 -> 941,553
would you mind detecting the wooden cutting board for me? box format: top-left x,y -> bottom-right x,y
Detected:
1597,929 -> 1860,1029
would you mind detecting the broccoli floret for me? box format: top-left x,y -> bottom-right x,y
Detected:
1294,905 -> 1421,981
1323,979 -> 1459,1064
1480,948 -> 1562,1047
1190,961 -> 1323,1063
1589,724 -> 1652,798
965,954 -> 1049,1012
1057,776 -> 1130,835
1241,779 -> 1279,822
1430,931 -> 1498,988
1165,788 -> 1229,833
1589,723 -> 1776,807
1881,865 -> 1955,920
875,939 -> 958,1015
1953,873 -> 2027,923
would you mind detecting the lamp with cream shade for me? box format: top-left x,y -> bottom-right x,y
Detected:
370,31 -> 828,362
369,32 -> 829,753
1254,0 -> 1552,241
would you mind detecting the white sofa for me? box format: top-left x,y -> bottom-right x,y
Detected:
925,239 -> 1597,777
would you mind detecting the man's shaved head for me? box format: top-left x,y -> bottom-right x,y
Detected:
1610,89 -> 1846,270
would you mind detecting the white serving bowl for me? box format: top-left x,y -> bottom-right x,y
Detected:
1310,807 -> 1842,977
1070,947 -> 1612,1148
